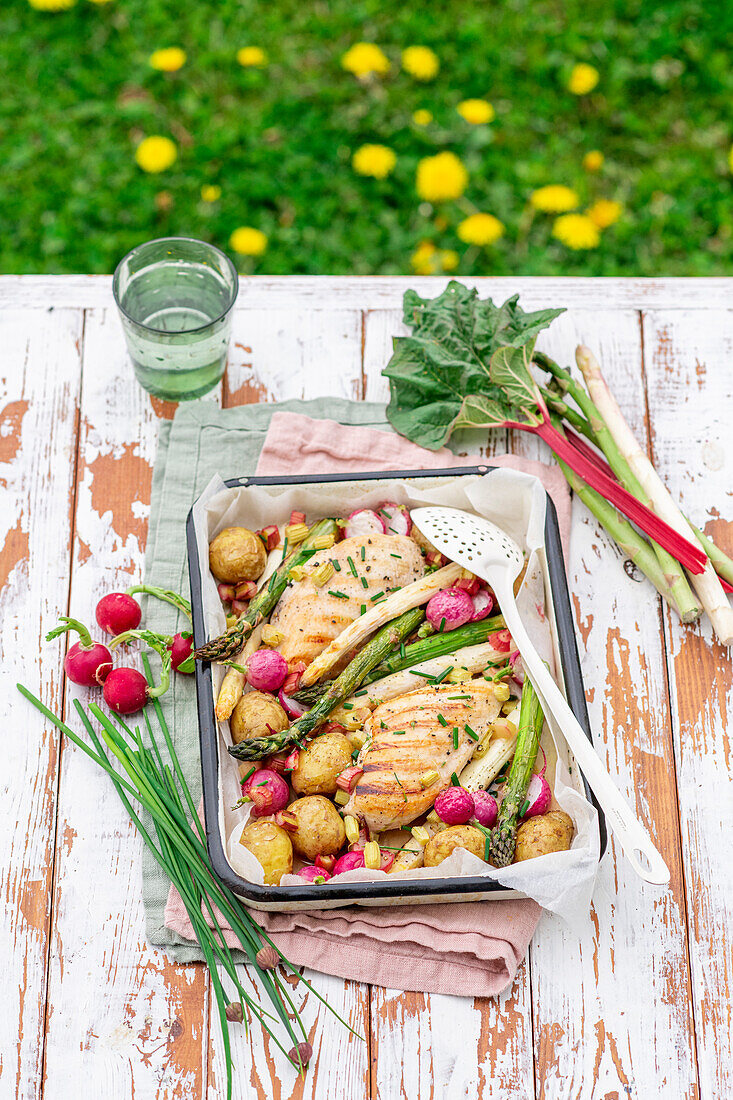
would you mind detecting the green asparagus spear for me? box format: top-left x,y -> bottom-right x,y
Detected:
490,678 -> 545,867
195,518 -> 338,662
292,613 -> 507,706
228,608 -> 425,760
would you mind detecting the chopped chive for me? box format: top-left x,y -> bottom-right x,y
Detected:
240,766 -> 256,785
380,720 -> 387,729
332,559 -> 342,571
389,553 -> 402,559
432,667 -> 453,685
392,730 -> 406,736
410,670 -> 437,680
360,546 -> 366,561
280,536 -> 289,562
474,822 -> 492,860
519,799 -> 530,818
354,689 -> 368,697
450,772 -> 460,786
437,713 -> 448,727
464,723 -> 478,741
447,693 -> 472,700
361,576 -> 369,589
439,617 -> 446,632
378,509 -> 390,518
452,727 -> 459,749
361,604 -> 366,615
341,702 -> 354,711
347,556 -> 357,577
370,591 -> 384,602
400,643 -> 406,659
328,590 -> 349,599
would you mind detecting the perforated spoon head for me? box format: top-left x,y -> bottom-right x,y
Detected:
411,506 -> 525,585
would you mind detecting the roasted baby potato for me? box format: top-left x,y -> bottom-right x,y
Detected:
209,526 -> 267,583
291,732 -> 353,796
230,691 -> 289,745
514,810 -> 574,862
424,824 -> 486,866
288,795 -> 346,860
239,820 -> 293,885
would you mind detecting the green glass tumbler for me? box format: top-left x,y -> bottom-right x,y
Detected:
113,237 -> 238,401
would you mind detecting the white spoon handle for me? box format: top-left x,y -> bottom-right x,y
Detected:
498,588 -> 670,886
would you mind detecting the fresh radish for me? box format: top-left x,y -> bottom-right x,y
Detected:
296,865 -> 331,883
314,854 -> 336,873
103,667 -> 149,714
96,592 -> 142,635
278,688 -> 308,720
332,850 -> 366,875
426,587 -> 475,632
508,649 -> 525,685
246,649 -> 288,692
242,768 -> 290,817
492,629 -> 513,653
46,617 -> 112,687
434,786 -> 475,825
344,509 -> 386,539
169,632 -> 194,674
523,772 -> 552,818
109,629 -> 172,700
471,589 -> 494,621
377,502 -> 411,536
472,790 -> 498,827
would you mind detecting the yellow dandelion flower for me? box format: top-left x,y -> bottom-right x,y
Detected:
416,151 -> 468,203
402,46 -> 439,81
410,241 -> 438,275
583,150 -> 604,172
530,185 -> 579,213
135,136 -> 177,174
457,212 -> 504,246
341,43 -> 390,80
552,213 -> 600,250
88,0 -> 114,4
237,46 -> 268,68
150,47 -> 187,72
201,185 -> 222,203
568,62 -> 599,95
440,250 -> 459,272
230,227 -> 268,256
457,99 -> 495,125
587,199 -> 622,228
352,144 -> 396,180
413,109 -> 433,126
28,0 -> 76,10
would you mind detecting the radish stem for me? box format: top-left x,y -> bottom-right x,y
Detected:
576,344 -> 733,645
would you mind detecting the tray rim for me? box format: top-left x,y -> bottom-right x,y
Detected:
187,465 -> 607,907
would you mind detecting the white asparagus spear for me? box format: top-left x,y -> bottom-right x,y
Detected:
214,623 -> 264,721
338,641 -> 507,710
299,562 -> 462,687
576,345 -> 733,645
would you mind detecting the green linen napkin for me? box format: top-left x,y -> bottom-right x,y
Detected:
142,398 -> 401,961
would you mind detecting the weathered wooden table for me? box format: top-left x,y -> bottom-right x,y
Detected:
3,275 -> 730,1100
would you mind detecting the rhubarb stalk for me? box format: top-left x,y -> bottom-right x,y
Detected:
576,345 -> 733,645
535,353 -> 701,622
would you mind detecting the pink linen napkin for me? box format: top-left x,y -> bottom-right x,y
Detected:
165,412 -> 573,996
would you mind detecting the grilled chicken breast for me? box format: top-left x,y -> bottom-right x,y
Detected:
271,534 -> 424,668
345,680 -> 501,832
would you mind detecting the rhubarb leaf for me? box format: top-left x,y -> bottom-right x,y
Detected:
385,281 -> 564,449
489,345 -> 544,427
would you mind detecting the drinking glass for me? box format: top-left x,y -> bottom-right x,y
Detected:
113,237 -> 238,401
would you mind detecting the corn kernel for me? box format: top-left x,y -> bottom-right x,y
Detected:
334,789 -> 350,806
310,561 -> 335,588
261,625 -> 284,647
364,841 -> 381,869
419,769 -> 440,789
344,815 -> 360,844
288,565 -> 306,582
312,533 -> 337,550
411,826 -> 431,846
493,681 -> 511,703
284,523 -> 309,544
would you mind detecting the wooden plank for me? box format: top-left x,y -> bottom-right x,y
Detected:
0,309 -> 82,1100
207,305 -> 370,1099
523,311 -> 698,1099
642,309 -> 733,1100
362,309 -> 534,1100
41,309 -> 210,1098
3,275 -> 733,313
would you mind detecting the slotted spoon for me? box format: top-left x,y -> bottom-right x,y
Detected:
412,505 -> 670,886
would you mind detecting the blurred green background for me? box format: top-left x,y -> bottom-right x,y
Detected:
2,0 -> 731,275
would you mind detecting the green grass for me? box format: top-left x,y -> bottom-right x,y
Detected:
1,0 -> 732,275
